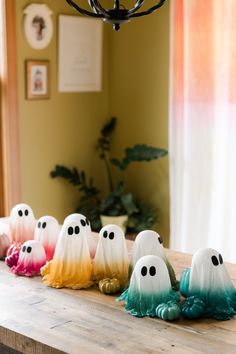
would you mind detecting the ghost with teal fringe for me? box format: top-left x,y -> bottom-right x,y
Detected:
117,255 -> 180,320
130,230 -> 178,290
180,248 -> 236,320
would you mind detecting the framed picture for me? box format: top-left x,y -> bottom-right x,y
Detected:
23,4 -> 53,50
26,60 -> 49,99
58,15 -> 103,92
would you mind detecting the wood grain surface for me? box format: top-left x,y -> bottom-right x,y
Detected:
0,240 -> 235,354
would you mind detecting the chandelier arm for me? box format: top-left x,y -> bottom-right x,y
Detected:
91,0 -> 110,17
127,0 -> 145,16
130,0 -> 166,18
65,0 -> 103,18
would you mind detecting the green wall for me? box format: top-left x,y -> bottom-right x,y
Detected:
108,2 -> 170,243
15,1 -> 170,243
15,0 -> 109,223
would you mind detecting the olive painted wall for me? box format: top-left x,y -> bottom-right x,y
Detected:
108,2 -> 170,243
15,0 -> 170,243
15,0 -> 109,222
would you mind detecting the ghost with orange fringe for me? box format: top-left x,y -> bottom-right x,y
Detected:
93,224 -> 129,292
34,216 -> 60,261
11,240 -> 46,277
10,203 -> 36,243
41,219 -> 93,289
64,213 -> 97,258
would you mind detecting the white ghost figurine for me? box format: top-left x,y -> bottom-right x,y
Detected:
117,255 -> 180,319
10,203 -> 36,243
11,240 -> 46,277
64,213 -> 97,258
93,224 -> 129,290
34,216 -> 60,261
131,230 -> 178,289
180,248 -> 236,320
41,219 -> 93,289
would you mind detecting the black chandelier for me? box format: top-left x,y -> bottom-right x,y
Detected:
65,1 -> 166,31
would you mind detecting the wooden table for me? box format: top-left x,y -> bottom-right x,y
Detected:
0,241 -> 235,354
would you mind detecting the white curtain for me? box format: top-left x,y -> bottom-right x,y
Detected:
169,0 -> 236,262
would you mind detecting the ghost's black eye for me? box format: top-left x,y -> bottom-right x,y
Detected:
141,266 -> 147,276
27,246 -> 32,253
68,227 -> 73,235
75,226 -> 80,234
86,218 -> 90,226
38,222 -> 41,228
149,266 -> 156,276
219,254 -> 223,264
103,231 -> 108,238
42,222 -> 47,229
211,255 -> 219,266
25,210 -> 29,216
22,246 -> 26,252
109,232 -> 115,240
158,237 -> 163,245
81,219 -> 86,227
18,210 -> 23,217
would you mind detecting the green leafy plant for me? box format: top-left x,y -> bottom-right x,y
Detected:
50,118 -> 168,232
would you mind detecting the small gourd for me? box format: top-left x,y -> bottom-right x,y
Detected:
99,278 -> 121,294
181,296 -> 206,319
155,301 -> 181,321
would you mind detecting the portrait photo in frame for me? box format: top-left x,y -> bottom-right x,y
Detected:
26,60 -> 49,100
23,4 -> 53,50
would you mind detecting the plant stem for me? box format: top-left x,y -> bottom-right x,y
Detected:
104,151 -> 114,192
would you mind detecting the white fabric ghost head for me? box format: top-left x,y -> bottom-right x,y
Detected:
11,240 -> 46,276
34,216 -> 60,261
189,248 -> 235,294
64,213 -> 96,258
131,230 -> 165,268
93,224 -> 129,285
10,203 -> 36,243
119,255 -> 179,317
41,219 -> 93,289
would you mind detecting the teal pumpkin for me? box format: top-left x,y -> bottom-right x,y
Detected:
155,301 -> 181,321
181,296 -> 206,319
179,267 -> 190,297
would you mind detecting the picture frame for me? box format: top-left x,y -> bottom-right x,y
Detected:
26,60 -> 49,100
23,4 -> 53,50
58,15 -> 103,92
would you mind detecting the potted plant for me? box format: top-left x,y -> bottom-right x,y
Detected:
50,118 -> 167,232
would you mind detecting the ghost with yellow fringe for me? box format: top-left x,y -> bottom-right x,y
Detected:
117,255 -> 180,319
93,224 -> 129,292
41,220 -> 93,289
130,230 -> 178,289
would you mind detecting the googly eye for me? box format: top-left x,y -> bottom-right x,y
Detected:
68,227 -> 73,235
81,219 -> 86,227
38,222 -> 41,228
158,237 -> 163,245
27,246 -> 32,253
86,218 -> 90,226
141,266 -> 147,276
103,231 -> 108,238
25,210 -> 29,216
149,266 -> 156,276
109,232 -> 115,240
211,255 -> 219,266
219,254 -> 223,264
75,226 -> 80,234
42,222 -> 47,229
22,246 -> 26,252
18,210 -> 23,217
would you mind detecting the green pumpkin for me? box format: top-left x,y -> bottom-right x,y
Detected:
99,278 -> 121,294
181,296 -> 206,319
155,301 -> 181,321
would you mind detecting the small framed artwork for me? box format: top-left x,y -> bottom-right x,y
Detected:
26,60 -> 49,99
23,4 -> 53,50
